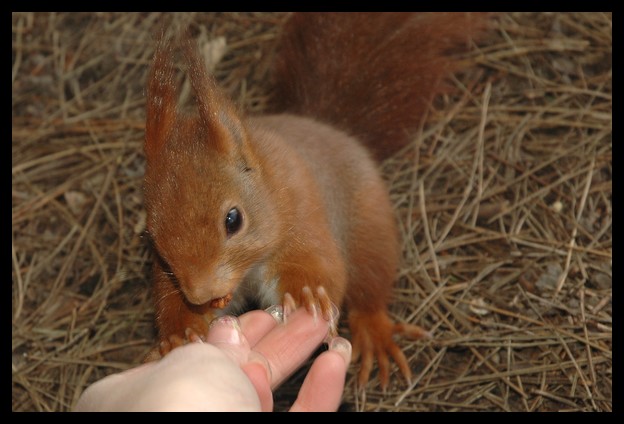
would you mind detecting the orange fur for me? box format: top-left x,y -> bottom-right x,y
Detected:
273,12 -> 489,160
144,13 -> 488,388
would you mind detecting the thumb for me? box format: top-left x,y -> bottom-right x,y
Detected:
207,315 -> 275,411
205,315 -> 251,364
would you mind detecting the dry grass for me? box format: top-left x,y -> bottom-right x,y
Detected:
12,12 -> 611,412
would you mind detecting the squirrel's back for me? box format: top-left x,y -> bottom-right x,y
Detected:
272,12 -> 488,161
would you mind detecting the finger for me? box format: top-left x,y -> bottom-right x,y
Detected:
253,307 -> 333,388
206,308 -> 283,358
238,308 -> 281,347
290,337 -> 351,412
240,359 -> 274,412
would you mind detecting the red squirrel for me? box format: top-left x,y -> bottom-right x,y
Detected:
143,13 -> 488,388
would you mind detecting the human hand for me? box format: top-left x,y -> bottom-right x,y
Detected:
74,306 -> 351,412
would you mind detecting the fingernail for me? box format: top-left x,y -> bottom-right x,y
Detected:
327,301 -> 340,326
184,328 -> 204,343
209,315 -> 244,346
282,292 -> 296,322
264,304 -> 284,324
302,286 -> 318,323
328,336 -> 352,365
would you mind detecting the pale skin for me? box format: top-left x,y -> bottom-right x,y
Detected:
74,306 -> 351,412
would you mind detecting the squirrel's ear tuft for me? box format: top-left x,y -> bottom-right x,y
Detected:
182,38 -> 247,156
145,34 -> 178,161
146,32 -> 249,160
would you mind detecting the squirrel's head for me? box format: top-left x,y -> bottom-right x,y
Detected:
143,36 -> 280,306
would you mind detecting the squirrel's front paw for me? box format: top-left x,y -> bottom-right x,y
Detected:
283,285 -> 338,336
143,328 -> 207,362
144,322 -> 210,362
158,327 -> 206,356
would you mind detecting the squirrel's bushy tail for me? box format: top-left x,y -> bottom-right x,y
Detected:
272,12 -> 489,161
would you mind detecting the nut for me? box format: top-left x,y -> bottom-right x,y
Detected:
209,293 -> 233,309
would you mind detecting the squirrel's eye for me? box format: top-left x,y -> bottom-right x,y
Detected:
225,208 -> 243,236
